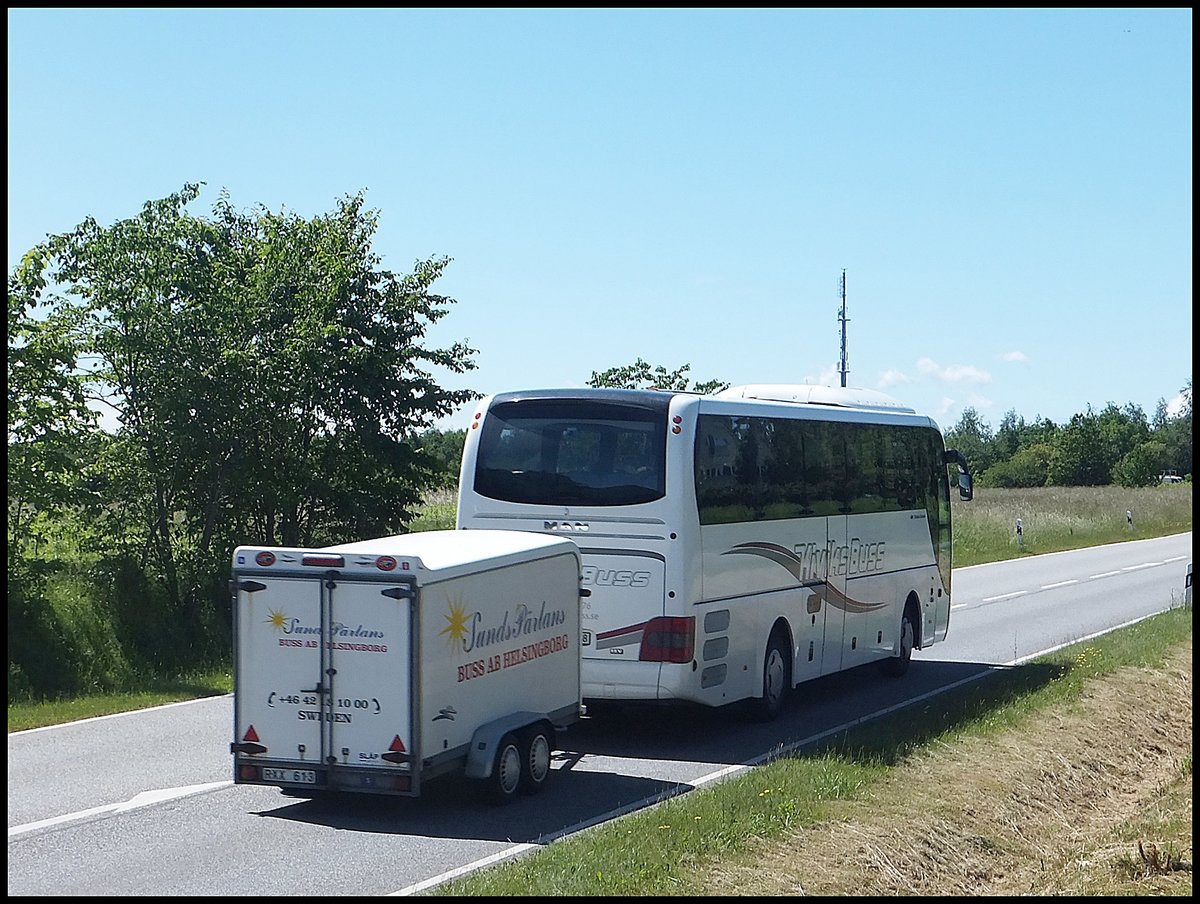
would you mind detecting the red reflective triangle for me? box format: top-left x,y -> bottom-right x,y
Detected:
244,725 -> 260,743
389,734 -> 406,753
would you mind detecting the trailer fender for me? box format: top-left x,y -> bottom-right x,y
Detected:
464,711 -> 547,779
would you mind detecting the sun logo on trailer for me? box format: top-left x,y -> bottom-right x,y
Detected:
439,595 -> 471,651
265,608 -> 287,631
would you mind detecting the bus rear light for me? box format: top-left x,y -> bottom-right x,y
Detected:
639,616 -> 695,664
302,554 -> 345,568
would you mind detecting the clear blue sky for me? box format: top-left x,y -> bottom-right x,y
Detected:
7,8 -> 1193,433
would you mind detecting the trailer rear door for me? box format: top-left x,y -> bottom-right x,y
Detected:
233,565 -> 416,793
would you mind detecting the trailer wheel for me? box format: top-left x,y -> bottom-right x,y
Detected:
486,732 -> 523,804
520,724 -> 554,795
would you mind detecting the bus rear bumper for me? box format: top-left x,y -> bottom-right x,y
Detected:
582,659 -> 679,701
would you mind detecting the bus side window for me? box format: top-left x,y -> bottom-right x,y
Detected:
696,415 -> 757,524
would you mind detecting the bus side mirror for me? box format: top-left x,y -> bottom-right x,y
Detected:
943,449 -> 974,502
957,471 -> 973,501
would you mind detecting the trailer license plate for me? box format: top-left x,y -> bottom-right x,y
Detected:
263,767 -> 316,784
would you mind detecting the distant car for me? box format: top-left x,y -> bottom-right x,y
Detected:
1187,563 -> 1193,608
1159,472 -> 1184,484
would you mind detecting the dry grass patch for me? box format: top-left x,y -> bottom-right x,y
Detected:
701,642 -> 1192,896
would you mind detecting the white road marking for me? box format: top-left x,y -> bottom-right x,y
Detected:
7,781 -> 232,838
982,590 -> 1028,602
1040,580 -> 1078,590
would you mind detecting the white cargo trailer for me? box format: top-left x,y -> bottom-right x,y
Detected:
229,529 -> 584,804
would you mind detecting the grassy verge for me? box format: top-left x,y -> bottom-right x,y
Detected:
7,668 -> 233,733
431,607 -> 1192,896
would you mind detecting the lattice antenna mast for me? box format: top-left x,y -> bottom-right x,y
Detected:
837,269 -> 849,388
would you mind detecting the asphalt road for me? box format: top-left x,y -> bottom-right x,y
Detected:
7,532 -> 1191,896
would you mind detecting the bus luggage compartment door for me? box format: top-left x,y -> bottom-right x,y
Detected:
579,553 -> 665,661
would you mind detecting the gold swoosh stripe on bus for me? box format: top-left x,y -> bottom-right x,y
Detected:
809,582 -> 888,614
721,542 -> 806,581
722,543 -> 887,613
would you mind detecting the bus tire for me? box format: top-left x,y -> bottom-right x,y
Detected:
520,723 -> 554,795
748,633 -> 790,721
882,609 -> 916,677
485,732 -> 523,804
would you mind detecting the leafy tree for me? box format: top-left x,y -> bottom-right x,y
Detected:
12,184 -> 479,640
414,428 -> 468,487
588,358 -> 728,394
6,250 -> 99,565
943,407 -> 995,477
1154,377 -> 1192,478
1112,441 -> 1168,487
988,410 -> 1058,466
1046,408 -> 1110,486
1096,402 -> 1150,477
978,442 -> 1053,488
991,409 -> 1023,461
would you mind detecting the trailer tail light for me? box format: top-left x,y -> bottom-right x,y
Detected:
255,551 -> 276,567
671,415 -> 683,435
639,616 -> 695,663
302,554 -> 345,568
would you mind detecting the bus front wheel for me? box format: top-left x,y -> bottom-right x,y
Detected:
882,610 -> 916,677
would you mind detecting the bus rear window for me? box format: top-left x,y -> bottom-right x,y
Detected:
473,401 -> 667,506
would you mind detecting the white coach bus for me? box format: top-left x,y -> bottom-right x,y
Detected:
455,384 -> 973,720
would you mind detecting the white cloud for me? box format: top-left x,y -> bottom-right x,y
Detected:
1166,392 -> 1189,418
942,364 -> 992,383
805,365 -> 841,386
876,369 -> 911,389
1001,350 -> 1028,363
915,357 -> 992,384
965,392 -> 995,412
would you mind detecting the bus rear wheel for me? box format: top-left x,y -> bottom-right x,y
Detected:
747,633 -> 790,721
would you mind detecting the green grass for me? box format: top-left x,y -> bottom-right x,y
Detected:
404,487 -> 458,532
431,608 -> 1193,896
949,483 -> 1191,566
7,668 -> 233,733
